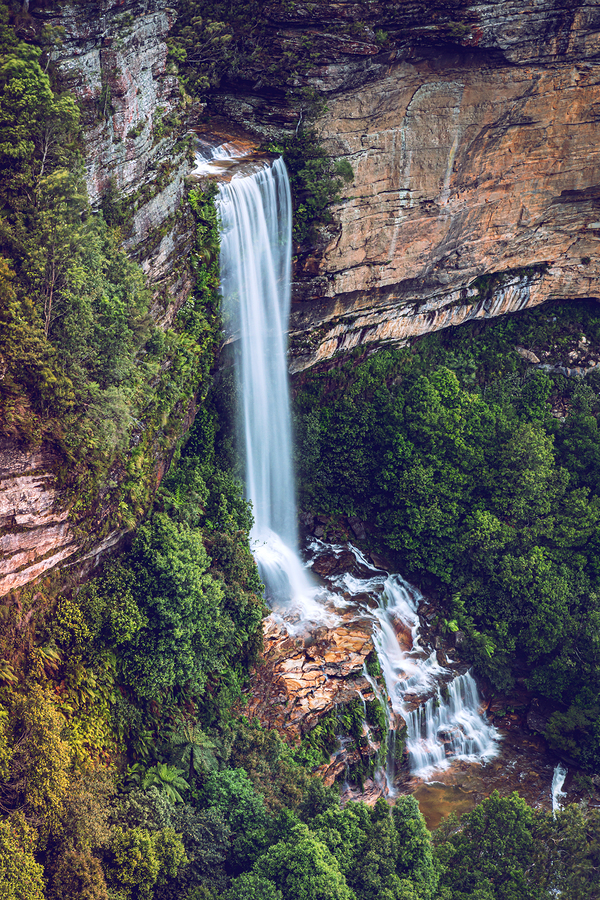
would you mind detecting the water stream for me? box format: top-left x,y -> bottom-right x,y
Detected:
217,158 -> 328,626
215,150 -> 500,786
552,763 -> 568,812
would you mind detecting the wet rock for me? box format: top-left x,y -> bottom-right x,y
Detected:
419,603 -> 437,623
348,516 -> 366,541
246,615 -> 374,736
299,511 -> 314,529
310,546 -> 375,579
516,347 -> 541,364
368,552 -> 389,572
527,698 -> 549,734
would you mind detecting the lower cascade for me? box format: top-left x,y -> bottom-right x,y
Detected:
215,149 -> 501,785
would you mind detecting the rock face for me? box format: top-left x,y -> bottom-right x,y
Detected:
0,1 -> 194,598
288,53 -> 600,370
203,1 -> 600,371
246,614 -> 375,734
0,442 -> 77,596
36,0 -> 194,299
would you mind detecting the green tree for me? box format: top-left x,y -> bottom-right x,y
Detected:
254,822 -> 355,900
168,722 -> 220,781
435,791 -> 542,900
121,513 -> 232,699
107,826 -> 187,900
0,814 -> 45,900
142,765 -> 190,804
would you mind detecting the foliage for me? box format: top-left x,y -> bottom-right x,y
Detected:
142,764 -> 190,804
294,300 -> 600,764
434,791 -> 543,900
114,787 -> 231,898
0,814 -> 45,900
271,129 -> 353,243
168,722 -> 220,780
312,797 -> 438,900
49,849 -> 109,900
0,683 -> 71,840
254,822 -> 355,900
107,825 -> 187,900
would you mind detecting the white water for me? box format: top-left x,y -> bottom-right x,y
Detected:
552,763 -> 567,812
366,572 -> 499,778
217,153 -> 500,781
307,541 -> 500,778
193,138 -> 254,176
217,159 -> 330,626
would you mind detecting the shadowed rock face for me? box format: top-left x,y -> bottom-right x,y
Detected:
0,1 -> 195,597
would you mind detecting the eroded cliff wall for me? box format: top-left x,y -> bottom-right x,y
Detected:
290,53 -> 600,370
204,1 -> 600,371
4,0 -> 600,594
0,0 -> 195,597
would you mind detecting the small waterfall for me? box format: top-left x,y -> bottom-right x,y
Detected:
371,576 -> 500,778
217,159 -> 327,625
404,673 -> 499,776
552,763 -> 567,812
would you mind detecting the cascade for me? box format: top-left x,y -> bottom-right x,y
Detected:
552,763 -> 568,812
369,574 -> 499,778
216,158 -> 328,627
215,150 -> 500,783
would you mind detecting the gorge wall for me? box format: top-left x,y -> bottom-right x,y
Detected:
204,1 -> 600,371
4,0 -> 600,594
0,0 -> 195,596
289,49 -> 600,371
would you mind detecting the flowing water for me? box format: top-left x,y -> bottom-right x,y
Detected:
552,763 -> 568,812
370,576 -> 499,778
215,150 -> 500,787
216,158 -> 330,627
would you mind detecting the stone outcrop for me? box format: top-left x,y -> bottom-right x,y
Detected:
288,53 -> 600,370
246,613 -> 375,736
36,0 -> 195,300
0,442 -> 77,595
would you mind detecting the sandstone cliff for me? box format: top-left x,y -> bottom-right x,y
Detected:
205,1 -> 600,371
5,0 -> 600,594
0,0 -> 195,597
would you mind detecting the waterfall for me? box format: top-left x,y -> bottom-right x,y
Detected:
217,159 -> 326,624
371,576 -> 500,778
551,763 -> 567,812
215,148 -> 500,784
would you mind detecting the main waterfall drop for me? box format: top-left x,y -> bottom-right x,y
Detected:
213,148 -> 500,783
216,158 -> 321,621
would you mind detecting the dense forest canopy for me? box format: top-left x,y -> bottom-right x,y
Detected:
2,1 -> 600,899
295,304 -> 600,768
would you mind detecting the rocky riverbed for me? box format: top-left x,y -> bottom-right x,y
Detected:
243,532 -> 594,826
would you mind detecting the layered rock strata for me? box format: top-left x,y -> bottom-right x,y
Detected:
246,614 -> 375,732
203,2 -> 600,370
288,52 -> 600,370
36,0 -> 194,294
0,1 -> 194,597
